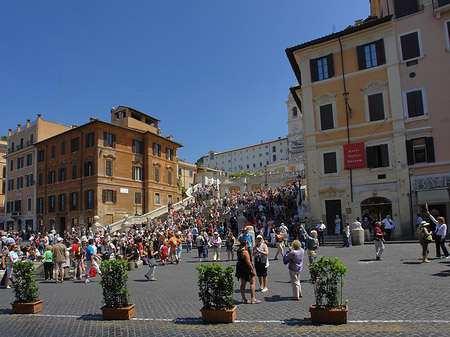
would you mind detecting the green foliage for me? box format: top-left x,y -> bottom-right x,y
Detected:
196,263 -> 235,310
100,259 -> 131,308
1,135 -> 7,141
309,256 -> 348,309
228,171 -> 260,178
12,261 -> 39,303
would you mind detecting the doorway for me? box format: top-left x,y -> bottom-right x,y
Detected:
360,197 -> 392,224
325,200 -> 342,235
59,217 -> 66,236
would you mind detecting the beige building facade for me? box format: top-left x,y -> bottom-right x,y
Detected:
177,159 -> 196,193
286,16 -> 413,237
0,139 -> 7,229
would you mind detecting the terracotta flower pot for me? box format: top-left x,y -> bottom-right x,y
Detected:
11,300 -> 43,314
101,304 -> 135,320
309,304 -> 348,324
201,305 -> 237,323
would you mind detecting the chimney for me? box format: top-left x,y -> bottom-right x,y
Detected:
165,135 -> 173,141
90,117 -> 96,122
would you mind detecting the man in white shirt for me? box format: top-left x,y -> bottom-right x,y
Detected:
382,215 -> 395,241
316,220 -> 326,245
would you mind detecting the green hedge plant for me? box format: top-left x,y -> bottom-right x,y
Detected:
12,261 -> 39,303
309,256 -> 348,309
100,259 -> 131,308
197,263 -> 235,310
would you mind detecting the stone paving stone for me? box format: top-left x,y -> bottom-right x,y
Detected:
1,243 -> 450,336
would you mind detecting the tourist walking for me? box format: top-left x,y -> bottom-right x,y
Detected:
235,239 -> 260,304
85,239 -> 102,283
306,230 -> 319,264
273,229 -> 285,260
253,235 -> 269,292
343,222 -> 350,247
42,245 -> 53,281
418,221 -> 432,263
225,231 -> 236,261
428,212 -> 450,259
373,222 -> 385,261
52,237 -> 67,283
144,239 -> 157,281
283,240 -> 304,300
210,232 -> 222,262
5,244 -> 20,289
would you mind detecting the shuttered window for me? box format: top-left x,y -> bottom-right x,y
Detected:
366,144 -> 389,168
357,39 -> 386,70
320,104 -> 334,130
406,90 -> 424,117
104,132 -> 116,148
368,93 -> 385,121
394,0 -> 419,18
310,54 -> 334,82
400,31 -> 421,61
323,152 -> 337,174
406,137 -> 435,165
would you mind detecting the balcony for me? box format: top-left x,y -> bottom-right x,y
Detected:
11,211 -> 23,217
433,0 -> 450,18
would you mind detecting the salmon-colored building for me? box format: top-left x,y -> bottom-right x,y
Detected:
371,0 -> 450,223
35,106 -> 182,234
0,139 -> 7,229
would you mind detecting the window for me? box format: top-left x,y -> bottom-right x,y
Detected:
17,157 -> 23,169
273,155 -> 277,161
154,167 -> 160,182
38,173 -> 42,186
103,189 -> 116,203
168,195 -> 172,204
70,192 -> 78,211
357,39 -> 385,70
51,145 -> 56,158
324,152 -> 337,174
27,197 -> 32,212
272,146 -> 276,152
26,174 -> 33,187
17,177 -> 23,189
84,161 -> 94,177
8,179 -> 13,191
445,20 -> 450,51
61,141 -> 66,155
366,144 -> 389,168
59,167 -> 66,182
399,31 -> 421,61
26,153 -> 32,166
368,93 -> 385,121
168,171 -> 172,185
48,196 -> 55,212
320,104 -> 334,130
406,137 -> 435,165
310,54 -> 334,82
105,161 -> 113,177
85,190 -> 94,210
131,112 -> 141,121
166,148 -> 174,161
58,194 -> 66,212
37,149 -> 45,162
15,199 -> 22,212
9,160 -> 13,171
71,137 -> 79,152
135,192 -> 141,205
189,170 -> 193,178
153,143 -> 161,157
19,138 -> 24,149
292,107 -> 298,118
403,88 -> 427,118
29,134 -> 34,145
86,132 -> 95,148
394,0 -> 419,19
132,139 -> 143,154
37,198 -> 43,214
72,165 -> 77,179
48,170 -> 56,184
178,168 -> 182,176
132,166 -> 143,181
104,132 -> 116,148
155,193 -> 160,205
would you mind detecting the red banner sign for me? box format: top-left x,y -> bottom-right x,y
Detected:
344,142 -> 366,169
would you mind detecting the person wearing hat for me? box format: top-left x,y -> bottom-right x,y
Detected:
210,232 -> 222,262
253,235 -> 269,292
418,221 -> 433,263
52,237 -> 67,283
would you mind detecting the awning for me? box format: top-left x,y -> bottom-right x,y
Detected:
416,187 -> 450,204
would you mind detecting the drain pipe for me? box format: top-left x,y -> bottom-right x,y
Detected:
338,36 -> 354,203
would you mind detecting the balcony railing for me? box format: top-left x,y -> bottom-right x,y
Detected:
433,0 -> 450,18
434,0 -> 450,8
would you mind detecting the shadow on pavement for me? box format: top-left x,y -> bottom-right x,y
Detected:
77,314 -> 103,321
432,269 -> 450,277
263,295 -> 292,302
172,317 -> 205,325
282,318 -> 313,325
402,261 -> 422,265
0,308 -> 12,315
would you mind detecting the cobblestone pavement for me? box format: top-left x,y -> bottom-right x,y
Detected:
1,243 -> 450,336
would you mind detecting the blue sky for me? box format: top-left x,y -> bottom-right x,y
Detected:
1,0 -> 370,163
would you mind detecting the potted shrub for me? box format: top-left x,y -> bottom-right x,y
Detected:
196,263 -> 236,323
11,260 -> 43,314
100,259 -> 135,320
309,256 -> 348,324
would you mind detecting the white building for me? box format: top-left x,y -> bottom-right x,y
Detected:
201,137 -> 289,174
